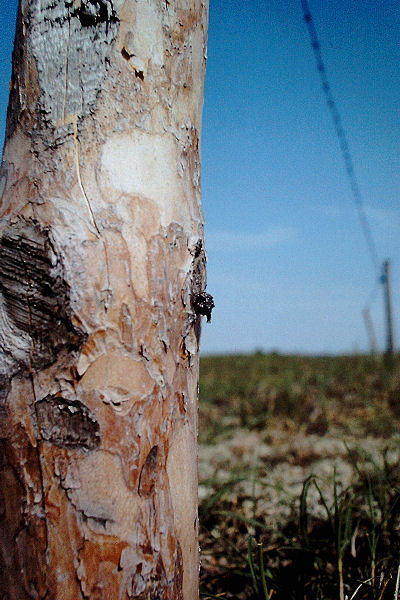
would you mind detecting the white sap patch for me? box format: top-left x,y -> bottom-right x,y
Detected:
135,0 -> 164,67
102,132 -> 185,227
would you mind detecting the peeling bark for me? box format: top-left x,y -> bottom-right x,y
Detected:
0,1 -> 209,598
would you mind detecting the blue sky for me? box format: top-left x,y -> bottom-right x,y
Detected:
1,0 -> 399,354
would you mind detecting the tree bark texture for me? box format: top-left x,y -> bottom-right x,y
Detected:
0,1 -> 209,598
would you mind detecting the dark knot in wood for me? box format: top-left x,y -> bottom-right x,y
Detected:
71,0 -> 118,27
192,292 -> 214,323
138,446 -> 158,498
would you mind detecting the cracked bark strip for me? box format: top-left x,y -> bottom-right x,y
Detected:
0,219 -> 86,372
36,395 -> 100,450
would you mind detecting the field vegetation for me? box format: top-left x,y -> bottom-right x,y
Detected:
198,353 -> 400,600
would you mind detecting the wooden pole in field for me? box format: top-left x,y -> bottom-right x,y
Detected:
383,260 -> 394,357
0,1 -> 209,597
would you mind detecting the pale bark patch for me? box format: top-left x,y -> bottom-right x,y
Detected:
102,132 -> 190,229
55,450 -> 142,537
167,423 -> 198,600
121,0 -> 164,75
78,351 -> 155,399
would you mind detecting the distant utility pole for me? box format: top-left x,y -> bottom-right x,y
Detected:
362,308 -> 378,355
382,260 -> 394,356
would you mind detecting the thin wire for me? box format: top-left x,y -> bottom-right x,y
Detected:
301,0 -> 381,276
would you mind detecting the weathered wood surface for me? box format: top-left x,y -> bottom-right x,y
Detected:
0,1 -> 209,598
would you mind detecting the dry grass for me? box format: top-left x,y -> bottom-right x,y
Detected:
198,353 -> 400,600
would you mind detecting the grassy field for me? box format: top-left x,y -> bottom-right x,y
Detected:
198,353 -> 400,600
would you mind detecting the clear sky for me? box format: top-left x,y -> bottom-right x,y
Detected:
1,1 -> 399,355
